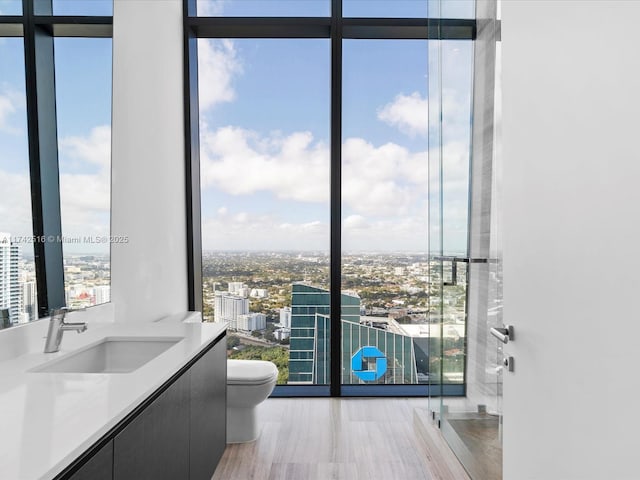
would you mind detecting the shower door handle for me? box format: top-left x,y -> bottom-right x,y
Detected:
490,325 -> 514,344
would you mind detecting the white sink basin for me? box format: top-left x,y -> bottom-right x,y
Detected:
31,336 -> 184,374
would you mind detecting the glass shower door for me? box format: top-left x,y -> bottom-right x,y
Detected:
427,1 -> 503,479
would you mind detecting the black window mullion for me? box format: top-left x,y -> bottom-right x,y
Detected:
329,0 -> 342,397
184,0 -> 203,313
22,0 -> 65,317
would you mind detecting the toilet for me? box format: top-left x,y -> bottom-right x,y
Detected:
226,359 -> 278,443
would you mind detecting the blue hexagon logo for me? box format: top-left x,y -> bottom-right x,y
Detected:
351,346 -> 387,381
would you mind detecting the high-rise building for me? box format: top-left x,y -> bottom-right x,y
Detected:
237,312 -> 266,332
93,285 -> 111,305
21,281 -> 37,323
227,281 -> 248,296
0,233 -> 22,325
278,306 -> 291,328
214,291 -> 249,330
274,328 -> 290,341
250,288 -> 268,298
288,283 -> 419,385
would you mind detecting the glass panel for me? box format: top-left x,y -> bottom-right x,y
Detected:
432,38 -> 473,411
436,0 -> 475,19
52,0 -> 113,16
54,38 -> 112,308
426,36 -> 472,391
344,0 -> 428,18
344,0 -> 474,19
0,38 -> 37,326
342,40 -> 429,386
427,24 -> 444,408
431,1 -> 503,478
197,0 -> 329,17
198,39 -> 330,385
0,0 -> 21,15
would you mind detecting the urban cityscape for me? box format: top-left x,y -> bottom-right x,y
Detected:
0,240 -> 466,386
0,232 -> 110,328
203,250 -> 467,386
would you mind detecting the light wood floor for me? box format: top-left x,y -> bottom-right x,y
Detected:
212,398 -> 471,480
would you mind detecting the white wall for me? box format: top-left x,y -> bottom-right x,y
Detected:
111,0 -> 188,322
502,2 -> 640,479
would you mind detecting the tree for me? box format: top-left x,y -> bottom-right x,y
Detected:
227,335 -> 240,348
229,345 -> 290,384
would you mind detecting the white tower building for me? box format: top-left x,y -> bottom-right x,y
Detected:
0,233 -> 22,325
279,306 -> 291,328
214,291 -> 249,330
21,281 -> 37,323
237,313 -> 266,332
93,285 -> 111,305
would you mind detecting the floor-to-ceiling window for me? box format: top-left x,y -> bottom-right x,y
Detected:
0,1 -> 113,326
187,0 -> 475,396
198,37 -> 330,385
341,39 -> 430,390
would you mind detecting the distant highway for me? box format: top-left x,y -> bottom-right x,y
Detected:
232,331 -> 289,349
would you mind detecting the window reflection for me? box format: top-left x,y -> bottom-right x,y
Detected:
0,38 -> 37,326
54,38 -> 112,308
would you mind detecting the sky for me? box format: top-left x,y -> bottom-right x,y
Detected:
0,0 -> 473,257
0,35 -> 111,256
197,35 -> 473,253
196,0 -> 474,18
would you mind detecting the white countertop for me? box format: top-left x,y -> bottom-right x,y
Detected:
0,314 -> 226,480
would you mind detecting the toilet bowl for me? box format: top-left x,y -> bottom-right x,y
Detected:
227,359 -> 278,443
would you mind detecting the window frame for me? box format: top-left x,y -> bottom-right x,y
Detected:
183,0 -> 476,397
0,0 -> 112,319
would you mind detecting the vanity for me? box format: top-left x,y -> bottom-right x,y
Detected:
0,312 -> 227,480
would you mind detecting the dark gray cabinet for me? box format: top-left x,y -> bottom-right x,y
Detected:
67,440 -> 113,480
113,374 -> 190,479
56,333 -> 226,480
189,338 -> 226,480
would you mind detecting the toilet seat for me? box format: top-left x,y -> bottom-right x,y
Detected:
228,359 -> 278,385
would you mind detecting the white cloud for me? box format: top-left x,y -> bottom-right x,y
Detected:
343,215 -> 429,253
376,88 -> 472,144
0,170 -> 34,238
199,125 -> 471,251
57,127 -> 111,251
59,173 -> 110,214
0,125 -> 111,241
59,125 -> 111,169
202,208 -> 329,251
195,39 -> 474,251
200,123 -> 436,217
200,125 -> 330,203
441,87 -> 472,144
197,39 -> 242,112
377,92 -> 428,137
197,0 -> 225,16
58,125 -> 111,217
344,215 -> 369,231
342,137 -> 427,216
0,88 -> 22,134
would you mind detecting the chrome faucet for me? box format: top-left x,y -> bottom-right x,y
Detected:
44,307 -> 88,353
